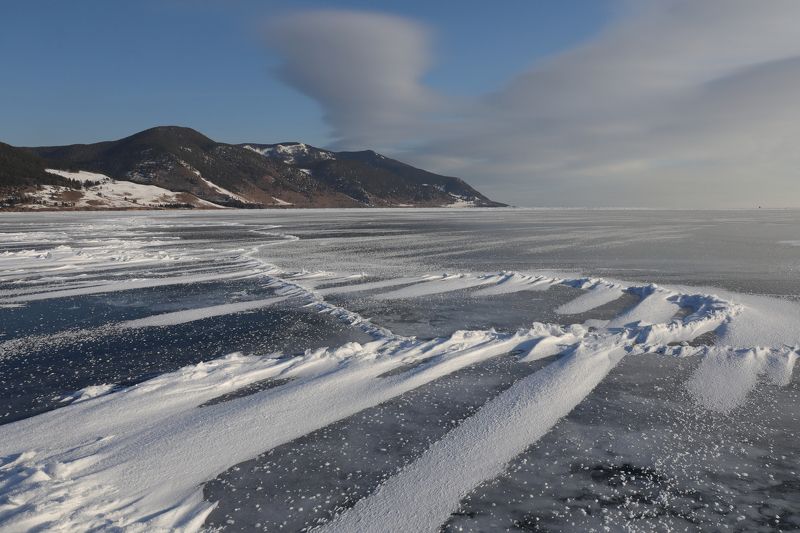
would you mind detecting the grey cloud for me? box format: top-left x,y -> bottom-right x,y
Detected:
265,10 -> 441,149
266,2 -> 800,207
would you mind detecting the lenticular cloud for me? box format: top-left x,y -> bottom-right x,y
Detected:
266,10 -> 440,149
266,2 -> 800,207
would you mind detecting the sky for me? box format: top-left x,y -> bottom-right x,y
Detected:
2,0 -> 799,207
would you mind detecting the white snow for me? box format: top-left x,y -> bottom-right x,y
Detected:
371,273 -> 502,299
0,329 -> 566,531
315,276 -> 427,296
686,347 -> 797,413
58,384 -> 117,404
607,287 -> 681,327
323,334 -> 627,533
2,267 -> 262,303
0,249 -> 772,531
556,282 -> 625,314
716,291 -> 800,348
442,196 -> 477,208
116,295 -> 293,329
41,169 -> 220,209
242,143 -> 334,164
195,174 -> 249,203
44,169 -> 111,183
176,162 -> 250,204
472,272 -> 553,295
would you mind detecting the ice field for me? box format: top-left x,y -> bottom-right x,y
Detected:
0,208 -> 798,532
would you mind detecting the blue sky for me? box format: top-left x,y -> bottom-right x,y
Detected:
0,0 -> 614,147
3,1 -> 800,207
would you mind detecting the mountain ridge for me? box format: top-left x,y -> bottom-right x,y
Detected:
1,126 -> 505,209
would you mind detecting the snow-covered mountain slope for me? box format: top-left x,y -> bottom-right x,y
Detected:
23,169 -> 220,209
242,141 -> 503,208
0,126 -> 504,210
242,142 -> 335,165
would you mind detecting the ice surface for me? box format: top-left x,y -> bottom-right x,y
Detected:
443,353 -> 800,532
0,209 -> 798,532
205,353 -> 552,531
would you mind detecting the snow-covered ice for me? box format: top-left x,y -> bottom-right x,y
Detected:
0,208 -> 798,532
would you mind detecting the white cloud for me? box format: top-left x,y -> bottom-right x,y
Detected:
266,2 -> 800,207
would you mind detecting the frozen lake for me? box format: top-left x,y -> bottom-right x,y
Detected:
0,208 -> 798,532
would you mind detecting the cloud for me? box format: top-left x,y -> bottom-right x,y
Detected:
266,2 -> 800,207
265,10 -> 440,149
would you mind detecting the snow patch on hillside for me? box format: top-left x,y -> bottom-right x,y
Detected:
443,195 -> 478,208
243,143 -> 334,164
44,169 -> 110,184
272,196 -> 293,206
177,161 -> 250,204
40,170 -> 219,209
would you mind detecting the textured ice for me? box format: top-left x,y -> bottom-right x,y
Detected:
0,209 -> 798,532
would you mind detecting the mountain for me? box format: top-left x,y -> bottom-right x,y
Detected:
26,126 -> 338,208
1,126 -> 504,209
0,143 -> 86,207
0,142 -> 82,189
242,142 -> 499,207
